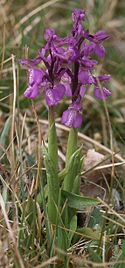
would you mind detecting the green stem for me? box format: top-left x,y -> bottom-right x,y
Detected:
63,128 -> 78,229
47,107 -> 59,224
48,107 -> 58,173
66,128 -> 78,164
64,128 -> 78,191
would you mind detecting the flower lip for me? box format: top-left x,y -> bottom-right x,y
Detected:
78,70 -> 95,85
62,104 -> 83,128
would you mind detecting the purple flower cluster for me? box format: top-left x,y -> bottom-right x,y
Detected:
20,9 -> 111,128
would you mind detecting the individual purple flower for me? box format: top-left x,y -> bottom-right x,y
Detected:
72,9 -> 85,37
93,31 -> 109,43
19,57 -> 41,68
94,87 -> 111,100
44,28 -> 56,42
78,70 -> 95,85
81,43 -> 95,57
93,74 -> 111,100
62,102 -> 83,128
24,84 -> 39,99
44,84 -> 65,106
24,69 -> 44,99
97,74 -> 111,82
61,73 -> 72,97
81,57 -> 97,68
29,69 -> 44,85
92,43 -> 106,58
53,47 -> 76,63
85,30 -> 109,58
72,9 -> 85,22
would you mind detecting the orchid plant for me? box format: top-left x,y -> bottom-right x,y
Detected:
20,9 -> 111,259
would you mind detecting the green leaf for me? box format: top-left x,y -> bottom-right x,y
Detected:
38,175 -> 52,253
58,168 -> 67,181
48,108 -> 58,173
62,190 -> 99,210
63,147 -> 82,192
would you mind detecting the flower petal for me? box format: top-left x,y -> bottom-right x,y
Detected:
61,73 -> 72,97
82,57 -> 97,68
19,57 -> 41,68
78,70 -> 94,85
94,87 -> 111,100
73,112 -> 83,128
98,74 -> 111,82
95,44 -> 105,58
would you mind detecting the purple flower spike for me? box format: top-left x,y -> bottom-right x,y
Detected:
45,84 -> 65,106
94,87 -> 111,100
20,8 -> 111,128
62,106 -> 83,128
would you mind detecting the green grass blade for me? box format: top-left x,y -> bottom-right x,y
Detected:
0,116 -> 11,157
